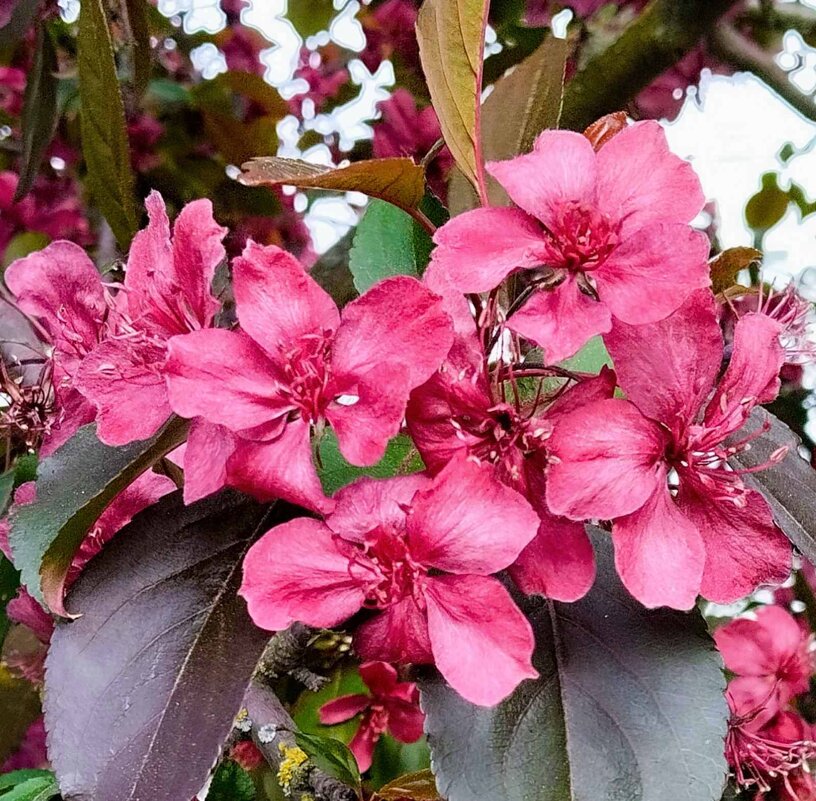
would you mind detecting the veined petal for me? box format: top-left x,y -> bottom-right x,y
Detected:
240,518 -> 365,631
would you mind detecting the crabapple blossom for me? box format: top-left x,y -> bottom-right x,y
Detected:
430,121 -> 710,363
319,661 -> 424,771
547,290 -> 792,609
240,458 -> 539,705
165,242 -> 453,513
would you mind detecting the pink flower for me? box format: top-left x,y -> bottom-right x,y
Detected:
73,192 -> 227,445
361,0 -> 420,73
430,121 -> 709,363
166,243 -> 453,513
290,46 -> 349,114
240,459 -> 539,705
319,661 -> 424,771
1,717 -> 48,772
546,290 -> 792,609
406,305 -> 615,601
373,90 -> 452,201
715,606 -> 813,727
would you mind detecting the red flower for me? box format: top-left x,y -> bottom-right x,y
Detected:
547,290 -> 791,609
166,243 -> 453,512
240,458 -> 539,706
319,661 -> 424,771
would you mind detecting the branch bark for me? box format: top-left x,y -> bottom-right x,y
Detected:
560,0 -> 742,131
709,22 -> 816,122
242,679 -> 358,801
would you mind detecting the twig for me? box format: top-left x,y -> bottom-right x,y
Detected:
256,623 -> 329,692
709,22 -> 816,122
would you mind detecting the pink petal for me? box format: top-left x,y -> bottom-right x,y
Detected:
506,277 -> 612,364
725,675 -> 780,728
40,388 -> 96,457
319,694 -> 371,725
348,718 -> 380,773
327,475 -> 429,541
356,596 -> 434,665
424,574 -> 538,706
604,289 -> 722,424
546,398 -> 667,520
406,457 -> 538,574
75,338 -> 172,445
679,485 -> 791,604
5,241 -> 107,375
332,276 -> 454,390
326,367 -> 412,466
429,207 -> 546,293
359,661 -> 399,695
714,606 -> 805,678
595,225 -> 711,324
228,420 -> 333,514
240,517 -> 365,631
386,701 -> 424,744
702,313 -> 785,439
7,588 -> 53,643
166,329 -> 291,432
422,257 -> 478,338
595,120 -> 705,233
487,130 -> 597,226
233,242 -> 339,357
612,482 -> 705,610
406,335 -> 491,475
181,420 -> 235,504
509,512 -> 596,602
543,365 -> 616,423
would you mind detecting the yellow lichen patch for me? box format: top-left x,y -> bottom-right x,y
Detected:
277,742 -> 310,795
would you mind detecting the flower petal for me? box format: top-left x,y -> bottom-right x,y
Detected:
702,312 -> 784,440
679,484 -> 791,604
328,475 -> 430,541
386,699 -> 425,744
546,398 -> 667,520
506,277 -> 612,364
595,224 -> 711,324
407,456 -> 539,574
425,574 -> 538,707
430,207 -> 546,293
319,694 -> 371,725
233,241 -> 339,357
75,339 -> 171,445
181,420 -> 235,504
595,120 -> 704,232
487,130 -> 597,225
227,420 -> 333,514
166,329 -> 291,432
604,289 -> 722,425
5,241 -> 107,375
332,275 -> 453,390
355,597 -> 434,665
240,517 -> 364,631
612,482 -> 705,610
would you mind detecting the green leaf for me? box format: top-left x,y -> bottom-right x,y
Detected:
318,432 -> 423,496
0,772 -> 54,793
123,0 -> 152,97
0,665 -> 41,766
372,769 -> 440,801
286,0 -> 335,37
207,761 -> 256,801
561,335 -> 612,374
0,554 -> 20,646
449,34 -> 568,212
10,419 -> 188,615
13,24 -> 59,202
2,233 -> 50,272
294,731 -> 362,792
77,0 -> 139,248
420,527 -> 728,801
349,200 -> 433,293
416,0 -> 489,197
0,774 -> 59,801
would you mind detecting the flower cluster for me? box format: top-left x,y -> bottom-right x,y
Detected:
718,605 -> 816,800
3,117 -> 804,710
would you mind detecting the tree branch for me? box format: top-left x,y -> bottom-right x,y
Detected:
709,22 -> 816,122
560,0 -> 742,131
242,679 -> 357,801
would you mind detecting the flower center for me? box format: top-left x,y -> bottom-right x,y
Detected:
280,333 -> 333,422
346,528 -> 427,609
544,201 -> 619,273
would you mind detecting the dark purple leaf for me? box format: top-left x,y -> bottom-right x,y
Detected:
729,406 -> 816,563
44,490 -> 295,801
